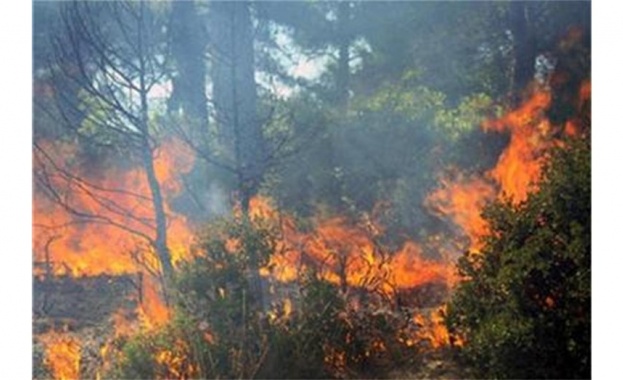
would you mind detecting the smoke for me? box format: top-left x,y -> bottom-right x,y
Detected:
205,182 -> 229,217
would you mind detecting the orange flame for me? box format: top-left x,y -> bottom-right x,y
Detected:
425,82 -> 588,253
411,306 -> 462,349
137,276 -> 171,329
250,197 -> 457,296
153,339 -> 199,380
33,77 -> 590,373
425,174 -> 496,251
33,137 -> 195,329
33,137 -> 194,278
579,80 -> 591,108
390,241 -> 458,290
33,137 -> 193,380
483,90 -> 553,203
39,329 -> 81,380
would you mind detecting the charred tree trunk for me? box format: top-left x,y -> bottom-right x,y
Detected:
140,137 -> 174,283
137,4 -> 174,286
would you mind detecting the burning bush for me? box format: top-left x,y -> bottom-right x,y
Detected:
109,213 -> 443,379
110,217 -> 274,379
446,136 -> 590,379
107,316 -> 202,379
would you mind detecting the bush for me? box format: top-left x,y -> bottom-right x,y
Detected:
259,274 -> 420,379
257,275 -> 346,379
111,316 -> 203,379
111,217 -> 276,379
113,215 -> 423,379
446,137 -> 591,379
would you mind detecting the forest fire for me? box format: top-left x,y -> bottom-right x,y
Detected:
30,1 -> 591,377
33,80 -> 590,378
252,198 -> 457,295
34,172 -> 461,378
39,329 -> 81,380
33,86 -> 566,374
33,137 -> 195,278
483,89 -> 553,204
33,137 -> 196,327
426,81 -> 589,253
33,138 -> 193,377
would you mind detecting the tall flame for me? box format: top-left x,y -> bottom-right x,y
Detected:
483,89 -> 553,204
33,137 -> 195,277
426,81 -> 589,252
33,137 -> 196,329
425,173 -> 496,251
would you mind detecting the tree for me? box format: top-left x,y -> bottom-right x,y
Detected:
258,0 -> 360,106
446,136 -> 591,379
508,1 -> 536,96
163,0 -> 322,310
207,1 -> 266,215
167,0 -> 208,130
35,1 -> 176,286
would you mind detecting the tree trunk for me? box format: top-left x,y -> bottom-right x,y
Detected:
168,0 -> 208,130
210,0 -> 265,309
137,3 -> 174,287
509,1 -> 536,98
140,137 -> 174,283
210,1 -> 265,209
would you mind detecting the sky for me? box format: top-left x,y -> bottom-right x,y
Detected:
261,26 -> 329,98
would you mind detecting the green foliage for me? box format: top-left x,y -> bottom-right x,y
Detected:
258,275 -> 345,379
433,93 -> 501,142
352,1 -> 514,100
111,315 -> 206,379
446,137 -> 591,379
260,274 -> 420,379
176,218 -> 277,378
112,217 -> 277,379
270,72 -> 501,242
113,218 -> 361,379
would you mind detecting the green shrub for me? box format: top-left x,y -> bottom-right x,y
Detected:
110,315 -> 206,379
446,137 -> 591,379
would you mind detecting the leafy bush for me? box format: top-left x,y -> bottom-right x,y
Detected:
257,275 -> 346,379
259,274 -> 420,379
111,316 -> 203,379
111,217 -> 276,379
446,137 -> 591,379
